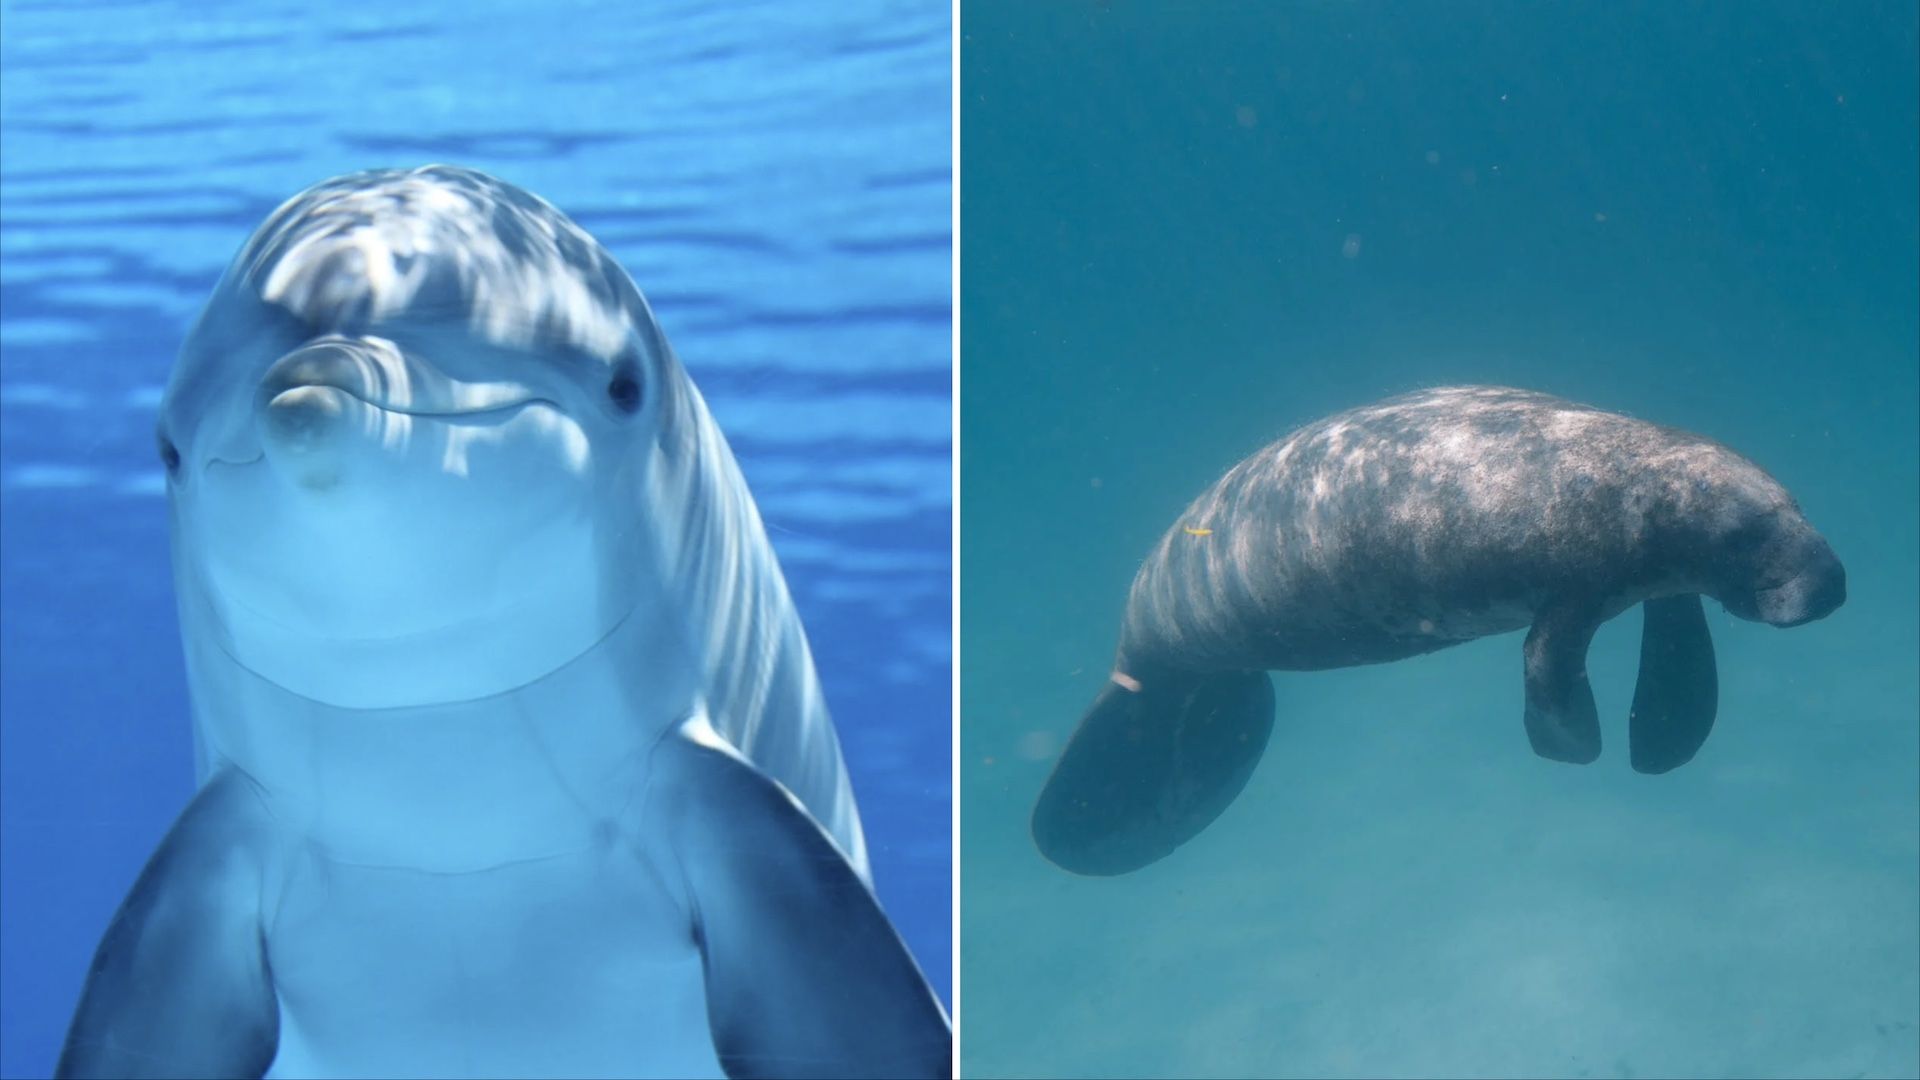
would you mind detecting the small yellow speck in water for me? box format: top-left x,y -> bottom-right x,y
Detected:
1184,526 -> 1212,537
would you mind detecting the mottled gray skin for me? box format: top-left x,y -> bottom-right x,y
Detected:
1117,385 -> 1842,678
1033,385 -> 1844,876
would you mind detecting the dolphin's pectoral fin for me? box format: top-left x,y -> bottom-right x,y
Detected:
1522,601 -> 1603,765
1629,594 -> 1718,774
651,719 -> 950,1080
1031,666 -> 1275,877
58,771 -> 278,1080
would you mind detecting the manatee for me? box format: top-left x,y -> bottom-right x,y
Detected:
1033,385 -> 1845,876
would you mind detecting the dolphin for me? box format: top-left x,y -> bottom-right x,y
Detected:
58,165 -> 950,1079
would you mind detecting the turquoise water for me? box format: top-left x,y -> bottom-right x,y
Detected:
0,3 -> 950,1076
960,3 -> 1917,1078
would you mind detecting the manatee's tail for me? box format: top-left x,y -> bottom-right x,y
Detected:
1031,666 -> 1275,876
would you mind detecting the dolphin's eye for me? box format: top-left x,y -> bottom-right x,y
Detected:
156,432 -> 182,475
607,368 -> 642,415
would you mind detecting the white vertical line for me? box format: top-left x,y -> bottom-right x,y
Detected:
947,0 -> 963,1069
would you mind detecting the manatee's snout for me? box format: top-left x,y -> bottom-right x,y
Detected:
1755,539 -> 1846,628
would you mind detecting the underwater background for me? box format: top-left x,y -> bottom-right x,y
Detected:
961,2 -> 1915,1078
0,2 -> 950,1076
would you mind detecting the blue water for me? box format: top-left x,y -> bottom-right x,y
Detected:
961,3 -> 1917,1078
0,2 -> 950,1076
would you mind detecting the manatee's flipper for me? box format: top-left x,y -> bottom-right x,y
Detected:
57,771 -> 278,1080
1522,602 -> 1603,764
1031,666 -> 1275,877
1629,593 -> 1718,774
650,717 -> 950,1080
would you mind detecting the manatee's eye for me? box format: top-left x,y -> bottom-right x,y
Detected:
607,366 -> 643,415
156,431 -> 182,476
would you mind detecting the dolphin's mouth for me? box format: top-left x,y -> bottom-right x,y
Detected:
258,336 -> 551,423
271,381 -> 551,421
209,391 -> 555,472
246,381 -> 555,480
